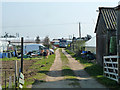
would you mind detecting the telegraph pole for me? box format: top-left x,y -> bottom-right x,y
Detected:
21,37 -> 23,73
79,22 -> 81,38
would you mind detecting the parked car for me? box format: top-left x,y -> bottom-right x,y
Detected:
59,42 -> 67,48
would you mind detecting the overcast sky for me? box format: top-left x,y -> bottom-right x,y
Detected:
2,1 -> 119,40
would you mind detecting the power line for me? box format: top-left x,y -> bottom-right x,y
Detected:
2,23 -> 77,28
3,22 -> 95,28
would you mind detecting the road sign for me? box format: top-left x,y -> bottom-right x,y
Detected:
20,72 -> 24,79
19,78 -> 24,84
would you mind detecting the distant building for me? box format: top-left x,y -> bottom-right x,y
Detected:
0,37 -> 40,46
0,40 -> 8,52
94,7 -> 117,66
51,39 -> 60,47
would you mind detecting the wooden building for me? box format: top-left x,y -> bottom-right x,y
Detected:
94,7 -> 117,66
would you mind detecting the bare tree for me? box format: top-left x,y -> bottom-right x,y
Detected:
43,36 -> 50,48
35,36 -> 40,44
86,34 -> 92,40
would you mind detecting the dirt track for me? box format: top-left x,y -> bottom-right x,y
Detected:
62,49 -> 106,88
32,48 -> 75,88
32,48 -> 107,88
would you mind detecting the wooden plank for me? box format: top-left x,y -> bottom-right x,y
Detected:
20,73 -> 24,79
107,76 -> 118,82
104,55 -> 118,58
19,78 -> 24,84
104,71 -> 118,76
104,67 -> 118,70
105,62 -> 118,64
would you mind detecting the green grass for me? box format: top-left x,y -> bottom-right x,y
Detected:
2,53 -> 55,88
59,49 -> 80,87
65,49 -> 120,89
59,49 -> 68,65
23,54 -> 55,88
59,49 -> 78,80
1,57 -> 42,61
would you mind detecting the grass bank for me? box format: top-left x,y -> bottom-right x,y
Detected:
65,49 -> 120,89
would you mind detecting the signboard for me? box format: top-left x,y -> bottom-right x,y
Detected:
19,72 -> 24,88
19,78 -> 24,84
20,73 -> 24,80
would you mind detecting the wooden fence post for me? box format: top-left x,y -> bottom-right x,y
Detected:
13,74 -> 15,85
5,71 -> 6,90
15,60 -> 18,89
9,76 -> 12,88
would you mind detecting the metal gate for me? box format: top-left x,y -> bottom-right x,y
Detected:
103,55 -> 118,82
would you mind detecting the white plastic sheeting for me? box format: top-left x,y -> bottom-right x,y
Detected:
85,36 -> 96,54
0,41 -> 8,52
85,36 -> 96,47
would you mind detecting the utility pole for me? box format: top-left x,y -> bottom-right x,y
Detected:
79,22 -> 81,38
21,37 -> 23,73
73,34 -> 74,52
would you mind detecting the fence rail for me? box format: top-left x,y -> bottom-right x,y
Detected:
103,55 -> 119,82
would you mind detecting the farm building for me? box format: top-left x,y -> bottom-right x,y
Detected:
94,7 -> 117,66
85,36 -> 96,54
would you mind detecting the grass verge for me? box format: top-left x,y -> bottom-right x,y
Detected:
65,48 -> 120,89
1,57 -> 42,61
23,54 -> 55,88
59,49 -> 80,87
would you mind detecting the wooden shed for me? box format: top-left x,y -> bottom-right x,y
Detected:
94,7 -> 117,66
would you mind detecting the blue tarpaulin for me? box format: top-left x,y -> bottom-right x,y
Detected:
82,51 -> 87,54
8,52 -> 12,58
13,52 -> 15,56
5,53 -> 8,58
2,53 -> 6,58
0,53 -> 2,58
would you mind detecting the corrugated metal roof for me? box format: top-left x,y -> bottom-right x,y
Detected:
95,7 -> 117,33
100,8 -> 117,30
